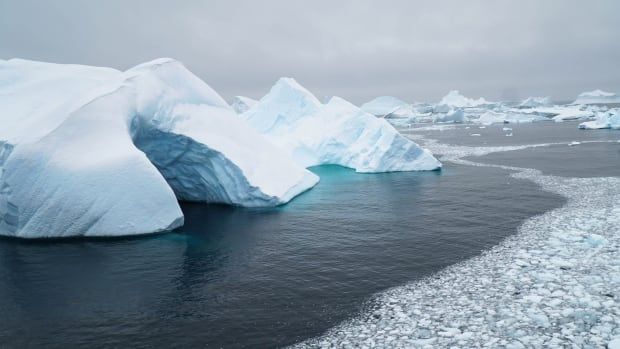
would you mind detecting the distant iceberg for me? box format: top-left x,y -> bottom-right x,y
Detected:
0,59 -> 318,238
438,90 -> 490,108
231,95 -> 258,114
241,78 -> 441,172
519,96 -> 552,108
360,96 -> 414,119
573,89 -> 620,105
476,111 -> 547,125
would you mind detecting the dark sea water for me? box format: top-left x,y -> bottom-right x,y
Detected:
0,162 -> 563,348
8,121 -> 617,348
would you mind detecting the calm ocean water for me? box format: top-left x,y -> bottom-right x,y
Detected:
3,121 -> 616,348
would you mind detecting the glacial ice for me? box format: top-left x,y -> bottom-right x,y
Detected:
433,108 -> 468,123
574,89 -> 620,105
438,90 -> 490,108
0,59 -> 318,238
241,78 -> 441,172
579,109 -> 620,130
231,95 -> 258,114
519,96 -> 552,108
476,111 -> 547,125
360,96 -> 414,119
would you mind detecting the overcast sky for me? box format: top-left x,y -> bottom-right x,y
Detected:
1,0 -> 619,103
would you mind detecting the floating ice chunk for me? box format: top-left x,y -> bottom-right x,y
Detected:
609,338 -> 620,349
433,108 -> 467,123
568,141 -> 581,146
470,133 -> 481,137
241,78 -> 441,172
574,89 -> 620,104
579,109 -> 620,130
476,110 -> 547,125
506,133 -> 513,137
231,95 -> 258,114
503,127 -> 513,131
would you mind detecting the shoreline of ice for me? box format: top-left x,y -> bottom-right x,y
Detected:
295,137 -> 620,348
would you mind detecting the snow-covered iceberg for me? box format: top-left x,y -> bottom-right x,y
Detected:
231,95 -> 258,114
574,89 -> 620,105
438,90 -> 490,108
0,59 -> 318,238
360,96 -> 414,119
519,96 -> 552,108
241,78 -> 441,172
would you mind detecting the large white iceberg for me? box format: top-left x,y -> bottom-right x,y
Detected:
573,89 -> 620,105
0,59 -> 318,238
231,95 -> 258,114
241,78 -> 441,172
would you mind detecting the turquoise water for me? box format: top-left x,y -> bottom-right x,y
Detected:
0,162 -> 563,348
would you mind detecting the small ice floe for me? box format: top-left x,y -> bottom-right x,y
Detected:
502,127 -> 512,131
465,126 -> 470,129
470,133 -> 481,137
479,126 -> 486,129
609,338 -> 620,349
506,133 -> 513,137
568,141 -> 581,146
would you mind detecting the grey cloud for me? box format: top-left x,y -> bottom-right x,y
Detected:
1,0 -> 619,104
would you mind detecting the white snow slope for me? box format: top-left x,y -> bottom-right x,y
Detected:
0,59 -> 318,238
241,78 -> 441,172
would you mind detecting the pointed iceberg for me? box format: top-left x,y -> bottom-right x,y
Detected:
241,78 -> 441,172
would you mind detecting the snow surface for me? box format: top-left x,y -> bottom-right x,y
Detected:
0,59 -> 318,238
574,89 -> 620,105
241,78 -> 441,172
231,95 -> 258,114
296,137 -> 620,348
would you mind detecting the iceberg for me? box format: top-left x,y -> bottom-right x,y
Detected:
438,90 -> 490,108
573,89 -> 620,105
433,108 -> 468,123
475,111 -> 547,125
519,96 -> 551,108
360,96 -> 414,119
241,78 -> 441,172
0,59 -> 318,238
579,109 -> 620,129
231,95 -> 258,114
531,105 -> 595,122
